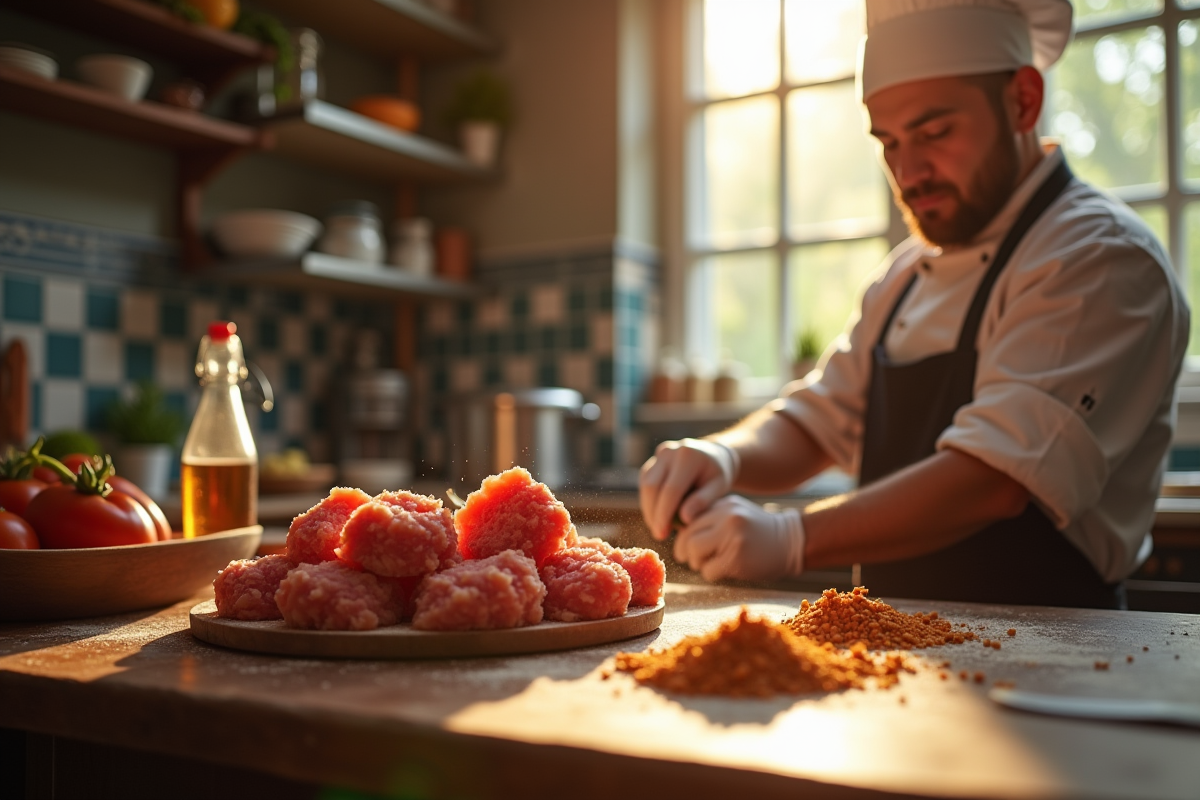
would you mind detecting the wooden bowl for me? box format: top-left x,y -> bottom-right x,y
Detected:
259,463 -> 336,495
0,526 -> 262,622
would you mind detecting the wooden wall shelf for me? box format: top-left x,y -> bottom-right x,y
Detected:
257,100 -> 492,183
0,63 -> 263,151
206,252 -> 480,299
4,0 -> 272,91
252,0 -> 498,60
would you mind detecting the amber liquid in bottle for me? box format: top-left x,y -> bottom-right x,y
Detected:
182,459 -> 257,538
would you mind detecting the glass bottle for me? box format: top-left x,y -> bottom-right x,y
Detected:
181,321 -> 258,538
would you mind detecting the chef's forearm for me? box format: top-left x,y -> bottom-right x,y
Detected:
707,408 -> 834,495
801,448 -> 1031,569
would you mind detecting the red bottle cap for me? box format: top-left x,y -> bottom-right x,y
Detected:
208,321 -> 237,341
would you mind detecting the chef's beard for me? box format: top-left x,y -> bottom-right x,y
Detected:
894,119 -> 1020,248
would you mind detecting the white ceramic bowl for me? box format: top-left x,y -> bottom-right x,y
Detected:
212,209 -> 323,259
0,44 -> 57,79
77,54 -> 152,101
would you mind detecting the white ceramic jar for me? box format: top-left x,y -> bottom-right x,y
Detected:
389,217 -> 434,276
318,201 -> 384,263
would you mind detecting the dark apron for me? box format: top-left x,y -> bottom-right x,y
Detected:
857,160 -> 1123,609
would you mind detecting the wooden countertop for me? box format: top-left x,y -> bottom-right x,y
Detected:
1,585 -> 1197,799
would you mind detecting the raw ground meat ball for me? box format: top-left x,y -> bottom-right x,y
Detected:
540,547 -> 632,622
287,487 -> 372,565
213,553 -> 293,620
275,561 -> 401,631
573,537 -> 665,607
337,490 -> 457,577
411,550 -> 546,631
609,547 -> 665,606
454,468 -> 573,565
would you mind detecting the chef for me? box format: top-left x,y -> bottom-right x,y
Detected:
640,0 -> 1190,609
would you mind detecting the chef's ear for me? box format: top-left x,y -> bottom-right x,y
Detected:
1007,66 -> 1044,135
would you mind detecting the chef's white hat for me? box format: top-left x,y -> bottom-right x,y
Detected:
859,0 -> 1074,101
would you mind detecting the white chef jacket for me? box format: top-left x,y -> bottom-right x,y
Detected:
777,145 -> 1191,583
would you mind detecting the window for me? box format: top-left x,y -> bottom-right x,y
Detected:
683,0 -> 1200,387
1046,0 -> 1200,356
684,0 -> 894,390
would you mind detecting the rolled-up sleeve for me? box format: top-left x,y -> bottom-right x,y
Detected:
938,234 -> 1184,528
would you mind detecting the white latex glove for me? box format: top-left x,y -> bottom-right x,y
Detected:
673,496 -> 806,582
639,438 -> 741,541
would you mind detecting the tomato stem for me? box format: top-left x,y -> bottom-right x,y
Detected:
30,450 -> 115,497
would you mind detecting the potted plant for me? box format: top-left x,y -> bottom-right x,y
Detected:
793,329 -> 822,381
445,71 -> 512,168
107,382 -> 186,500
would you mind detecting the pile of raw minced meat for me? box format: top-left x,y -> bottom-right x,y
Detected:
212,467 -> 664,632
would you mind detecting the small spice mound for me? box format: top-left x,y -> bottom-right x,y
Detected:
785,587 -> 976,649
614,608 -> 910,697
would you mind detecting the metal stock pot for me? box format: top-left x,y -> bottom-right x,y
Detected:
446,388 -> 600,489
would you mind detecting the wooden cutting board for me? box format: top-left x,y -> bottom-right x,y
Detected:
190,599 -> 665,660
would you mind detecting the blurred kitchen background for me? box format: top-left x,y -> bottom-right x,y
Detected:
3,0 -> 1200,602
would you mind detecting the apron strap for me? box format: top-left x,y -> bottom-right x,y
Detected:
874,274 -> 918,348
955,159 -> 1075,352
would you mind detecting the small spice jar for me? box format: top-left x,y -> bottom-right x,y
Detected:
318,200 -> 385,263
389,217 -> 434,276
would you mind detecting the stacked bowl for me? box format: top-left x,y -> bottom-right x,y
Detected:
0,43 -> 57,79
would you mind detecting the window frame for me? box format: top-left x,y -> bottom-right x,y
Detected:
674,0 -> 1200,393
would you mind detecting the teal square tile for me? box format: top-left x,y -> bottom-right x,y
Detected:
334,299 -> 355,320
433,366 -> 448,393
457,302 -> 474,325
86,288 -> 119,330
432,336 -> 448,357
568,323 -> 589,351
279,292 -> 304,314
538,359 -> 558,387
511,293 -> 529,321
165,391 -> 187,417
286,361 -> 304,392
310,400 -> 327,432
539,326 -> 558,351
621,323 -> 639,348
596,356 -> 614,390
597,434 -> 614,467
46,333 -> 82,377
309,323 -> 327,356
484,332 -> 501,355
258,319 -> 279,351
1170,447 -> 1200,471
86,386 -> 119,429
160,300 -> 188,339
3,276 -> 41,323
260,406 -> 279,432
228,285 -> 249,308
512,329 -> 530,354
125,342 -> 154,381
484,360 -> 503,387
598,286 -> 613,311
568,286 -> 587,312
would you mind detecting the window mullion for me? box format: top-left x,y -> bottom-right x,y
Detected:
777,3 -> 791,375
1165,0 -> 1186,273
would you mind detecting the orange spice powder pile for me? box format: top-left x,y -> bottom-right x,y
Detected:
785,587 -> 977,649
612,608 -> 912,697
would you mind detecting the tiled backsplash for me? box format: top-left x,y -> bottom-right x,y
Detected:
0,209 -> 392,463
414,243 -> 658,477
0,210 -> 658,481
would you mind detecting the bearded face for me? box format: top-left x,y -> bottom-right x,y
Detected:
867,73 -> 1024,249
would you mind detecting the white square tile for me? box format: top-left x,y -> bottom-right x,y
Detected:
189,299 -> 220,341
1,324 -> 44,379
559,353 -> 593,393
44,279 -> 84,330
42,379 -> 83,430
426,302 -> 455,334
590,313 -> 614,355
328,323 -> 351,362
83,331 -> 122,383
156,341 -> 193,390
120,289 -> 158,339
531,285 -> 564,324
281,396 -> 307,435
451,360 -> 480,392
476,297 -> 508,329
281,318 -> 307,357
503,356 -> 534,389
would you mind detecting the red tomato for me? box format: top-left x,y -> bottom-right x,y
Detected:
24,485 -> 157,549
0,478 -> 47,516
108,475 -> 173,541
31,465 -> 60,484
0,510 -> 38,549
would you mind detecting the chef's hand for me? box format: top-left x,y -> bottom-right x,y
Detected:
639,438 -> 740,541
673,496 -> 806,582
